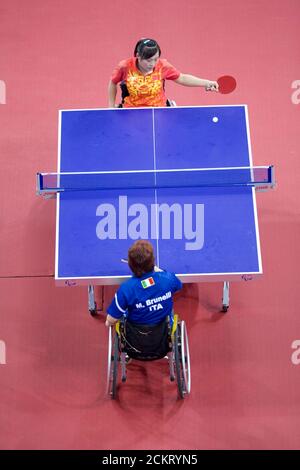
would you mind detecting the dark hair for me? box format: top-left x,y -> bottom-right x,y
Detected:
128,240 -> 155,277
134,38 -> 161,60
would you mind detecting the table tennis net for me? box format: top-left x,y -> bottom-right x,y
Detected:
37,166 -> 275,194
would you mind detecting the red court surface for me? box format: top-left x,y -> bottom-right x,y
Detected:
0,0 -> 300,450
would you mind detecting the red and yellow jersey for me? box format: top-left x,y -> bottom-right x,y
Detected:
111,57 -> 180,107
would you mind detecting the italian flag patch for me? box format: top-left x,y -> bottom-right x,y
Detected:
141,277 -> 155,289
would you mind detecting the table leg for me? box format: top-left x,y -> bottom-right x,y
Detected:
222,281 -> 230,312
88,285 -> 105,316
88,285 -> 97,316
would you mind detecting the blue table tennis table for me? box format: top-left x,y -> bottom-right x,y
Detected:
42,105 -> 274,312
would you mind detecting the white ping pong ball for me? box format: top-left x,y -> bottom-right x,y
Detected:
212,117 -> 219,123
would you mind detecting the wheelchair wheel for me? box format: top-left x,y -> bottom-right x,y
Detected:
174,320 -> 191,398
106,327 -> 119,399
180,321 -> 191,394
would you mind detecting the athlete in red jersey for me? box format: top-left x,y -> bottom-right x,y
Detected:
108,38 -> 218,108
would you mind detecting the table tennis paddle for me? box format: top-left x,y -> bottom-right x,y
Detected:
205,75 -> 237,94
217,75 -> 237,94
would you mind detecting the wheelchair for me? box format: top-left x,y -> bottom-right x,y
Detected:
106,314 -> 191,399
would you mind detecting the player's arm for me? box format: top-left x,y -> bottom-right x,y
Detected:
105,288 -> 128,327
154,265 -> 163,272
105,314 -> 118,327
108,80 -> 118,108
174,74 -> 218,91
168,272 -> 182,293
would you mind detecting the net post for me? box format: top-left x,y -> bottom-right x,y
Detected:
270,165 -> 276,189
36,173 -> 42,195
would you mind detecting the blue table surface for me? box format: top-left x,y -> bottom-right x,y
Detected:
56,106 -> 261,281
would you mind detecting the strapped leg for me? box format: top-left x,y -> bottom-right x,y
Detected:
168,351 -> 175,381
120,352 -> 127,382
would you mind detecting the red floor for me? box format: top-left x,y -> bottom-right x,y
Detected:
0,0 -> 300,450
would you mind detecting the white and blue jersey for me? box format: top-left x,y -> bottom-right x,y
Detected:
107,270 -> 182,325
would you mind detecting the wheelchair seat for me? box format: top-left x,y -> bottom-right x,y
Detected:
120,318 -> 172,361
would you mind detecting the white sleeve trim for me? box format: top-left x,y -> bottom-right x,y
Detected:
114,293 -> 126,313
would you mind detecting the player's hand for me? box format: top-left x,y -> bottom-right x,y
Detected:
205,80 -> 219,92
154,265 -> 163,272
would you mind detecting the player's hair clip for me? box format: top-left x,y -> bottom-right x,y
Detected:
134,38 -> 161,58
